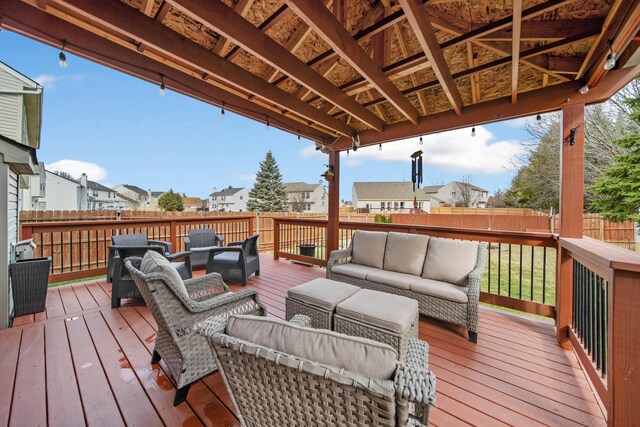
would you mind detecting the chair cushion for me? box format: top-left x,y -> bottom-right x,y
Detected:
288,278 -> 360,310
331,263 -> 381,280
227,315 -> 398,379
351,231 -> 388,269
422,237 -> 480,286
366,269 -> 418,290
141,251 -> 189,298
336,289 -> 418,334
212,251 -> 240,264
410,278 -> 469,303
383,232 -> 430,276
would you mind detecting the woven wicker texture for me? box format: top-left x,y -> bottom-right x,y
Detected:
285,297 -> 334,329
196,319 -> 436,427
10,257 -> 50,317
328,239 -> 487,336
125,257 -> 266,390
334,312 -> 418,360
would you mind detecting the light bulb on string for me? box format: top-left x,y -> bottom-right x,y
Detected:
221,102 -> 226,120
604,40 -> 616,71
379,143 -> 382,151
471,126 -> 476,137
58,41 -> 68,68
419,136 -> 423,145
346,150 -> 350,157
158,73 -> 166,96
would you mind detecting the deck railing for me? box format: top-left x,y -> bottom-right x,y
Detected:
557,237 -> 640,425
273,218 -> 557,317
21,216 -> 254,283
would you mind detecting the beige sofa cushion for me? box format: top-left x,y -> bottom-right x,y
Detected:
422,237 -> 480,286
383,232 -> 430,276
366,269 -> 418,290
351,230 -> 388,269
226,315 -> 398,379
411,278 -> 468,303
140,250 -> 188,298
331,263 -> 382,280
336,289 -> 418,333
287,278 -> 360,310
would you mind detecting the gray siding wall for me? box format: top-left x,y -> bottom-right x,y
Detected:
0,70 -> 22,142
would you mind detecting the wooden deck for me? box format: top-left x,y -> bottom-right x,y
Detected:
3,256 -> 605,426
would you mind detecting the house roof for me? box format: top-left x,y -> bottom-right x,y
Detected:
284,182 -> 321,192
0,61 -> 43,149
150,191 -> 165,197
210,187 -> 245,197
116,184 -> 147,197
182,197 -> 201,206
353,182 -> 433,201
116,193 -> 136,203
450,181 -> 489,193
423,185 -> 443,194
87,180 -> 115,192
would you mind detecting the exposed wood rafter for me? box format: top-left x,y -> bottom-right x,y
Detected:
286,0 -> 419,125
168,0 -> 384,132
400,0 -> 463,115
212,0 -> 255,57
511,0 -> 523,104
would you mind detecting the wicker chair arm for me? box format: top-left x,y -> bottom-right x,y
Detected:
194,316 -> 228,337
187,288 -> 264,314
165,251 -> 192,261
394,362 -> 437,407
405,339 -> 430,370
327,248 -> 352,270
288,314 -> 312,328
149,240 -> 172,254
184,272 -> 230,294
227,241 -> 243,247
183,237 -> 191,249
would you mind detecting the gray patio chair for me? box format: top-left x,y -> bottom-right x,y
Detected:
110,245 -> 192,308
124,252 -> 266,405
184,228 -> 225,268
196,314 -> 436,426
107,233 -> 173,282
206,234 -> 260,286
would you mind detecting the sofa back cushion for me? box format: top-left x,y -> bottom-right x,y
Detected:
226,315 -> 398,379
422,237 -> 480,286
140,250 -> 189,298
383,232 -> 430,276
351,230 -> 388,269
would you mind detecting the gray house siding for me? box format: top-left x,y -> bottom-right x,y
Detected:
0,71 -> 22,142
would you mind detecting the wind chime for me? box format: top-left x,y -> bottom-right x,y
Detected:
411,150 -> 423,209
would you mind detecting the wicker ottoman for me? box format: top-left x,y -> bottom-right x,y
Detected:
334,289 -> 419,360
285,278 -> 360,329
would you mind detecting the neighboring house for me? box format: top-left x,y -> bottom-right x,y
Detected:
113,184 -> 149,208
352,182 -> 432,213
284,182 -> 327,213
87,179 -> 131,210
424,182 -> 489,208
0,62 -> 43,328
182,197 -> 205,212
145,190 -> 166,211
209,187 -> 249,212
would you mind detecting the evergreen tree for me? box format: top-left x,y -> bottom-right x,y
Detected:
247,151 -> 288,212
590,96 -> 640,223
158,189 -> 184,211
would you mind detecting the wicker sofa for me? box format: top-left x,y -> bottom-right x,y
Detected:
327,231 -> 487,342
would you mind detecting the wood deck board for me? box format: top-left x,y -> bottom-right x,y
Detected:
4,256 -> 605,426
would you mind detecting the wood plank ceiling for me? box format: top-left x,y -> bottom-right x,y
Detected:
1,0 -> 639,148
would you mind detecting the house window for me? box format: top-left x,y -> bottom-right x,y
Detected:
394,202 -> 399,209
400,202 -> 405,208
451,191 -> 457,198
307,203 -> 311,211
239,196 -> 243,200
38,201 -> 46,210
381,202 -> 385,209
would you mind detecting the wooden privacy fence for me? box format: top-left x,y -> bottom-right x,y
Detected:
392,213 -> 552,232
553,214 -> 636,250
21,216 -> 255,283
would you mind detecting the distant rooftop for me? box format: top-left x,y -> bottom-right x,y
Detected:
353,182 -> 433,201
284,182 -> 322,192
210,187 -> 245,197
117,184 -> 147,197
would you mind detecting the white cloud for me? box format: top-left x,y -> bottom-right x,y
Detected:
342,127 -> 525,174
33,74 -> 64,89
47,159 -> 108,182
236,173 -> 256,182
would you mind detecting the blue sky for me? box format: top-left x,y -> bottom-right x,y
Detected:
1,31 -> 534,200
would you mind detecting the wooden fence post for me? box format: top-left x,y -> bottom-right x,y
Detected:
273,219 -> 280,261
169,221 -> 177,252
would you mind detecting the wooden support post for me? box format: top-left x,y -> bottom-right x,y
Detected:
326,150 -> 340,259
169,221 -> 178,253
556,102 -> 584,346
608,269 -> 640,426
273,218 -> 280,261
248,215 -> 255,236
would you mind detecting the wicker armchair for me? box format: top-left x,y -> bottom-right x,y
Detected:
125,255 -> 266,405
110,245 -> 192,308
196,315 -> 436,426
107,233 -> 173,282
206,234 -> 260,286
184,228 -> 225,268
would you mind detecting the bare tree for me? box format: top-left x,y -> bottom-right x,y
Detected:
455,175 -> 477,207
289,192 -> 306,213
488,189 -> 507,208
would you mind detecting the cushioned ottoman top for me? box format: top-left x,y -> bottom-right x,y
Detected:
336,289 -> 419,333
287,278 -> 361,310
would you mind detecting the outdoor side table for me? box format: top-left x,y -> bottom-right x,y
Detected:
334,289 -> 419,360
285,278 -> 360,329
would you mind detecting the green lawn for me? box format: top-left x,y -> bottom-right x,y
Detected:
482,244 -> 556,305
48,275 -> 107,288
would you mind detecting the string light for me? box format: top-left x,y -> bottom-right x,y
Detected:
346,150 -> 350,157
158,73 -> 166,96
379,143 -> 382,151
221,101 -> 226,120
297,130 -> 301,142
604,40 -> 616,71
578,85 -> 590,95
58,41 -> 68,69
266,116 -> 270,131
471,126 -> 476,137
536,114 -> 541,122
419,136 -> 423,145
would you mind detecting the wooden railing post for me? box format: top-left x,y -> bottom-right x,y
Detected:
556,103 -> 584,347
20,223 -> 33,240
273,219 -> 280,260
169,221 -> 178,253
249,214 -> 255,236
326,149 -> 340,259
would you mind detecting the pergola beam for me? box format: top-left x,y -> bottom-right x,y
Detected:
168,0 -> 384,132
0,0 -> 331,143
213,0 -> 255,57
399,0 -> 463,115
286,0 -> 420,125
52,0 -> 355,137
330,65 -> 640,150
511,0 -> 523,103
